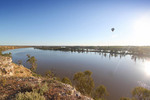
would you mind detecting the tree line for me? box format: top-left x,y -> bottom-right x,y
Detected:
34,46 -> 150,57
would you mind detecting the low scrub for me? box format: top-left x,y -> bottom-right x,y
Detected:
15,91 -> 45,100
37,82 -> 49,95
61,77 -> 72,85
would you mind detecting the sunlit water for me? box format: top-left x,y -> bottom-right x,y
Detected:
3,48 -> 150,100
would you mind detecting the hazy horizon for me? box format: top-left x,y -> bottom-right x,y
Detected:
1,43 -> 150,47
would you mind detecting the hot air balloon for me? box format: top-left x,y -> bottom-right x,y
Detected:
111,28 -> 115,32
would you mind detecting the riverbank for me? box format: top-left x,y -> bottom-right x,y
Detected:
0,46 -> 31,51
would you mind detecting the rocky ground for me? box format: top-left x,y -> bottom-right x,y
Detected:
0,56 -> 93,100
0,56 -> 32,77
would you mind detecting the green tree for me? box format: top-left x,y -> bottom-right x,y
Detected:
132,87 -> 150,100
26,54 -> 37,72
94,85 -> 108,99
73,70 -> 94,96
61,77 -> 72,85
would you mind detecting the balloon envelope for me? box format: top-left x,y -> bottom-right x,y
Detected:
111,28 -> 115,32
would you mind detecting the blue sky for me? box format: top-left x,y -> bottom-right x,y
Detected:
1,0 -> 150,46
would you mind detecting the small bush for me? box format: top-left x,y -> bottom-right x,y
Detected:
15,71 -> 19,74
2,52 -> 12,57
132,87 -> 150,100
26,55 -> 37,72
18,60 -> 22,65
32,72 -> 42,77
73,70 -> 94,95
66,90 -> 72,95
61,77 -> 72,85
45,70 -> 54,78
20,71 -> 24,73
15,91 -> 45,100
0,78 -> 6,86
0,51 -> 2,55
32,82 -> 49,95
39,82 -> 49,95
120,97 -> 131,100
94,85 -> 108,99
53,77 -> 61,81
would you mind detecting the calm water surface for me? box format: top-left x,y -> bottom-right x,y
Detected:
3,48 -> 150,100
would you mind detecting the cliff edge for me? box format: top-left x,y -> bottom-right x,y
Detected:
0,56 -> 32,77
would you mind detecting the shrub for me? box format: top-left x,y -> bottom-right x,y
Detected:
132,87 -> 150,100
73,70 -> 94,96
15,91 -> 45,100
120,87 -> 150,100
15,71 -> 19,74
18,60 -> 22,65
32,72 -> 42,77
61,77 -> 72,85
26,54 -> 37,72
66,90 -> 72,95
45,70 -> 54,78
94,98 -> 104,100
94,85 -> 108,99
120,97 -> 132,100
0,51 -> 2,55
32,82 -> 49,95
53,77 -> 61,81
20,71 -> 23,73
2,52 -> 12,57
0,78 -> 6,86
39,82 -> 49,95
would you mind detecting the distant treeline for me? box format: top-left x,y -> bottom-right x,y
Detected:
0,46 -> 31,51
34,46 -> 150,57
0,46 -> 31,56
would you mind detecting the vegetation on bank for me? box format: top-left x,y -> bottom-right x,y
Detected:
34,46 -> 150,57
61,77 -> 72,85
0,46 -> 30,52
0,52 -> 12,57
0,46 -> 30,57
119,87 -> 150,100
26,54 -> 37,72
73,70 -> 95,96
0,47 -> 11,57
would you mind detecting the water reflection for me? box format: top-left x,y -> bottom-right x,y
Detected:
73,50 -> 147,62
144,61 -> 150,75
45,48 -> 150,63
131,55 -> 145,62
75,51 -> 147,62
